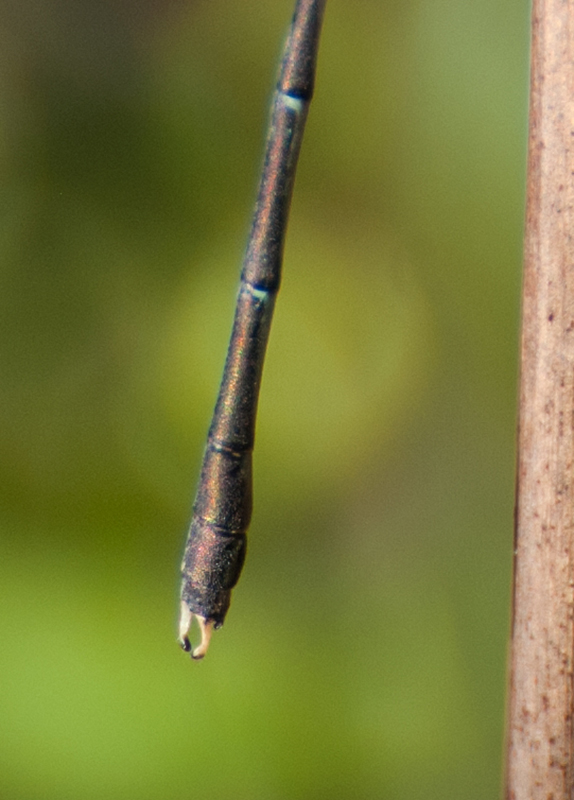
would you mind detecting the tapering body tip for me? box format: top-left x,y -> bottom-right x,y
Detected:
177,0 -> 327,663
178,601 -> 215,660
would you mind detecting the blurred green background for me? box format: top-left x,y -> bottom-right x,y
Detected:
0,0 -> 529,797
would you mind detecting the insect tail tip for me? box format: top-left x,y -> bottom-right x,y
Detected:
178,601 -> 214,660
178,600 -> 193,649
190,615 -> 214,660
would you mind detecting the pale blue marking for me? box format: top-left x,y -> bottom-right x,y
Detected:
247,284 -> 271,301
281,93 -> 305,115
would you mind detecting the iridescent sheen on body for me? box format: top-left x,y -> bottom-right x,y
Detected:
179,0 -> 327,659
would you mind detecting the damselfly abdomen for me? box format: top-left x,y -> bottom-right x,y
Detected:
179,0 -> 327,659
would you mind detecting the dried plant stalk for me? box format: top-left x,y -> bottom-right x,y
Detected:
506,2 -> 574,797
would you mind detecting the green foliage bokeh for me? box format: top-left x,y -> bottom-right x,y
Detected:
0,0 -> 529,797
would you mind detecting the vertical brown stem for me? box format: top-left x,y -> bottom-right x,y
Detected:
506,2 -> 574,797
